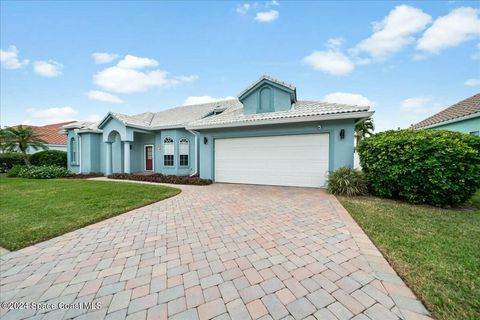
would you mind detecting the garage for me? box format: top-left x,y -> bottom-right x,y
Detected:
214,134 -> 329,188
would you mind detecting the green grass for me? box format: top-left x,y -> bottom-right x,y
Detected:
0,175 -> 180,250
339,194 -> 480,320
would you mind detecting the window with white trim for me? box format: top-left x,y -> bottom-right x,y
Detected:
179,138 -> 189,166
70,137 -> 77,164
163,137 -> 174,166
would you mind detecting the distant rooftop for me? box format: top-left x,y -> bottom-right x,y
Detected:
411,93 -> 480,129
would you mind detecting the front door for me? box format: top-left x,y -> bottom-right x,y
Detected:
145,145 -> 153,171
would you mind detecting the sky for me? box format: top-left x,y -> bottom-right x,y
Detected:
1,1 -> 479,132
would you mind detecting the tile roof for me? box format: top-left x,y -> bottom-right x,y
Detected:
13,121 -> 75,145
411,93 -> 480,129
187,100 -> 371,129
238,75 -> 296,98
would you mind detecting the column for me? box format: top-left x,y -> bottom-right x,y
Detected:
124,141 -> 131,174
106,142 -> 113,176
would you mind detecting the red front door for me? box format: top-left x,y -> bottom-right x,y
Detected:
145,146 -> 153,171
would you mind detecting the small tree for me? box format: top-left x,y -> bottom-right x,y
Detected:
355,118 -> 374,146
0,126 -> 47,165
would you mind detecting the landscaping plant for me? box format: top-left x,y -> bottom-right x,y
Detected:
7,164 -> 25,177
0,152 -> 25,172
30,150 -> 67,168
327,167 -> 368,196
0,126 -> 47,165
357,129 -> 480,206
109,173 -> 212,185
17,165 -> 72,179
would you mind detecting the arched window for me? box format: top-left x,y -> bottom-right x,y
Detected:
259,86 -> 272,113
163,137 -> 174,166
70,137 -> 77,164
179,138 -> 189,166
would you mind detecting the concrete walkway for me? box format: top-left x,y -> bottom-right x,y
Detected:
0,182 -> 431,320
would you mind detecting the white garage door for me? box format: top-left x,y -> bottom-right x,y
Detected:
214,134 -> 329,188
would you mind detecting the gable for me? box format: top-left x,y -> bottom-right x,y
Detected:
239,78 -> 297,115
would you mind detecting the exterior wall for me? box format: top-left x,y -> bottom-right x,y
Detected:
242,82 -> 293,114
131,132 -> 156,173
197,119 -> 355,181
428,116 -> 480,134
156,129 -> 197,176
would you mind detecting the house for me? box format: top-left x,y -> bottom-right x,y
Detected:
410,93 -> 480,135
62,76 -> 373,187
7,121 -> 75,153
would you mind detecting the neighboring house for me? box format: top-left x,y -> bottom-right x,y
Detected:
62,76 -> 373,187
5,121 -> 75,154
411,93 -> 480,135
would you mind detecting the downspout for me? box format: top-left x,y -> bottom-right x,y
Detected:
78,134 -> 82,174
186,128 -> 199,176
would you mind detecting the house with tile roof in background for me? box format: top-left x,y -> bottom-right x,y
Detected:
62,76 -> 374,188
411,93 -> 480,135
4,121 -> 75,154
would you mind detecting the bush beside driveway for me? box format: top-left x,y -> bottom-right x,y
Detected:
0,175 -> 180,250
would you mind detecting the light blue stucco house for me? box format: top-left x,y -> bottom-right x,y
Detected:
62,76 -> 373,187
411,93 -> 479,134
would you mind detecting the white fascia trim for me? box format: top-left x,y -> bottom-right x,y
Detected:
417,112 -> 480,129
186,111 -> 375,130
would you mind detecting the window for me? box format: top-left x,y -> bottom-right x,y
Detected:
163,137 -> 174,166
470,131 -> 479,136
179,138 -> 189,166
70,137 -> 77,164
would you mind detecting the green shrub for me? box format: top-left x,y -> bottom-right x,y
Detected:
358,129 -> 480,206
0,152 -> 25,172
327,167 -> 368,196
18,165 -> 72,179
7,164 -> 26,177
30,150 -> 67,168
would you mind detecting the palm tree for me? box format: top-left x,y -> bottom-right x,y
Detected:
355,118 -> 375,146
0,126 -> 47,165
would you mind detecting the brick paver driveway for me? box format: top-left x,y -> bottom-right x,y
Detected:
0,183 -> 431,320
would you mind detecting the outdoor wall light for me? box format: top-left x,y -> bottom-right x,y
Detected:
340,129 -> 345,140
317,125 -> 322,129
204,137 -> 208,144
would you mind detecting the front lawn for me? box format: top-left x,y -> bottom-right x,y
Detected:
0,175 -> 180,250
339,194 -> 480,320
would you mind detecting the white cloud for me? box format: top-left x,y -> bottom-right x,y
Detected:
92,52 -> 120,64
33,60 -> 63,77
176,75 -> 199,82
465,78 -> 480,86
236,3 -> 250,15
0,45 -> 29,69
417,7 -> 480,53
303,50 -> 355,76
354,5 -> 432,59
86,90 -> 124,104
255,10 -> 279,23
93,54 -> 197,93
400,96 -> 432,114
183,95 -> 235,106
26,107 -> 78,124
117,54 -> 159,69
323,92 -> 373,106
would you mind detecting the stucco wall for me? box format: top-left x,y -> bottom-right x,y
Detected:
197,119 -> 355,181
429,116 -> 479,134
156,129 -> 196,176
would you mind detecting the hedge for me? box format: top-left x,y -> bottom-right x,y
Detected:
17,165 -> 72,179
30,150 -> 67,168
357,129 -> 480,206
109,173 -> 212,185
0,152 -> 25,172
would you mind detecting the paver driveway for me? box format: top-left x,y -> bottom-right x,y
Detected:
0,183 -> 431,320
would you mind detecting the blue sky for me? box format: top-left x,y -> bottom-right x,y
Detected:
1,1 -> 479,131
